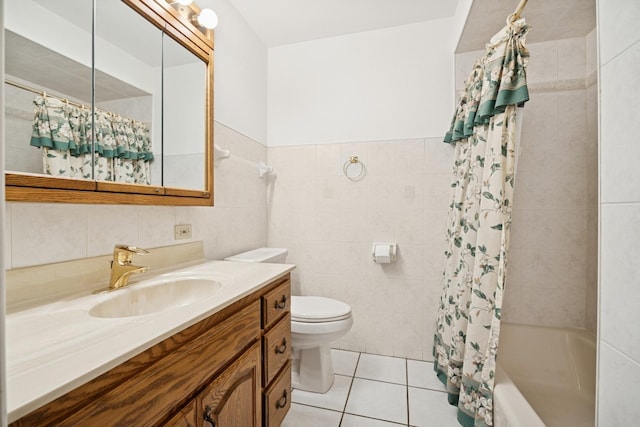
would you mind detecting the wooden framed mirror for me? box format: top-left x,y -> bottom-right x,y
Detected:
4,0 -> 214,206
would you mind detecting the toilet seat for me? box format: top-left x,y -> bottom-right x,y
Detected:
291,296 -> 352,323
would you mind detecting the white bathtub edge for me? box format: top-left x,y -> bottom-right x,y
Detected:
494,364 -> 546,427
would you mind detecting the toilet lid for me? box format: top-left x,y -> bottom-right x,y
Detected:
291,296 -> 352,323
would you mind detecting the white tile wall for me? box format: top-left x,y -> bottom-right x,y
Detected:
598,0 -> 640,420
11,203 -> 88,268
267,138 -> 453,359
598,342 -> 640,424
558,38 -> 588,81
598,0 -> 640,65
600,204 -> 640,361
4,121 -> 268,269
487,36 -> 596,330
526,41 -> 559,84
86,204 -> 140,257
600,40 -> 640,203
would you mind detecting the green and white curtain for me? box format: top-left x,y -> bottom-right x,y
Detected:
433,19 -> 531,427
30,95 -> 154,184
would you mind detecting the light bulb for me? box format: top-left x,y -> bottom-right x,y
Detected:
196,8 -> 218,29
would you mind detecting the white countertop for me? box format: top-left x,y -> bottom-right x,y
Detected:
6,260 -> 295,423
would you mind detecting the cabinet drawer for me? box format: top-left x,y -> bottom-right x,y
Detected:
264,360 -> 291,427
262,279 -> 290,329
263,313 -> 291,385
164,400 -> 196,427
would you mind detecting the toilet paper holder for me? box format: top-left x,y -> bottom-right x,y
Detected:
372,243 -> 397,263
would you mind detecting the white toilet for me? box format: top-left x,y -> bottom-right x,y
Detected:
225,248 -> 353,393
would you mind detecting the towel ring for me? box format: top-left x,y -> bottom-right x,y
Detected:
343,156 -> 366,181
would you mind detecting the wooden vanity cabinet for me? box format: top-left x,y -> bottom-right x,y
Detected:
10,274 -> 292,427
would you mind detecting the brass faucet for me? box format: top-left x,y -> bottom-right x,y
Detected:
107,245 -> 150,290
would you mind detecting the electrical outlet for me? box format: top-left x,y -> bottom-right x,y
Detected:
174,224 -> 192,240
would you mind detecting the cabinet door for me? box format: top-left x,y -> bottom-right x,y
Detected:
164,401 -> 197,427
198,343 -> 261,427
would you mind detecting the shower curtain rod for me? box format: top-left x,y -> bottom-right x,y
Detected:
511,0 -> 528,21
4,79 -> 89,109
4,79 -> 148,125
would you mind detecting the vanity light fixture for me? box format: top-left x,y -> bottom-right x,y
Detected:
168,0 -> 194,5
191,8 -> 218,29
166,0 -> 218,30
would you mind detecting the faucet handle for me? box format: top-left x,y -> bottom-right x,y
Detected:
114,245 -> 149,255
112,245 -> 149,266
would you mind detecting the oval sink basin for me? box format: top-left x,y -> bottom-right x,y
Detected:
89,278 -> 222,318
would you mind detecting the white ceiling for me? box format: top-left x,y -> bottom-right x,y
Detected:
224,0 -> 595,50
226,0 -> 459,47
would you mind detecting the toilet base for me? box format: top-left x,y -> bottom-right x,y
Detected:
291,345 -> 335,393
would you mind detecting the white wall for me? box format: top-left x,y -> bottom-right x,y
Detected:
267,18 -> 456,146
200,0 -> 268,144
597,0 -> 640,423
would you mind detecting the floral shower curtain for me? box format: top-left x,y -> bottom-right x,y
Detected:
30,95 -> 154,184
433,19 -> 531,427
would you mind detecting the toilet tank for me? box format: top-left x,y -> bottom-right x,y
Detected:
224,247 -> 288,263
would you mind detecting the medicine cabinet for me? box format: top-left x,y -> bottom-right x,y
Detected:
4,0 -> 214,206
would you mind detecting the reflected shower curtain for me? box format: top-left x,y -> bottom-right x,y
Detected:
30,96 -> 153,184
30,96 -> 93,179
433,20 -> 530,427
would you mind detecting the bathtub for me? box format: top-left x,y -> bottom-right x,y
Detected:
494,323 -> 596,427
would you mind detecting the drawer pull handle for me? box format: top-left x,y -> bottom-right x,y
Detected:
275,338 -> 287,354
203,405 -> 217,427
274,295 -> 287,310
275,390 -> 288,409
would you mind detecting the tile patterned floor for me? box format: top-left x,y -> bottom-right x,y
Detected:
282,350 -> 459,427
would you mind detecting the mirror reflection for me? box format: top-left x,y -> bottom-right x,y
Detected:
162,33 -> 207,191
4,0 -> 209,193
94,0 -> 161,186
4,0 -> 93,177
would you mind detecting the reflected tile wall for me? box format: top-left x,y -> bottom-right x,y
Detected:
4,84 -> 41,174
457,36 -> 598,331
5,121 -> 268,268
598,0 -> 640,420
267,137 -> 454,360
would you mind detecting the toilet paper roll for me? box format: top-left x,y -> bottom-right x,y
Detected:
373,244 -> 391,264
